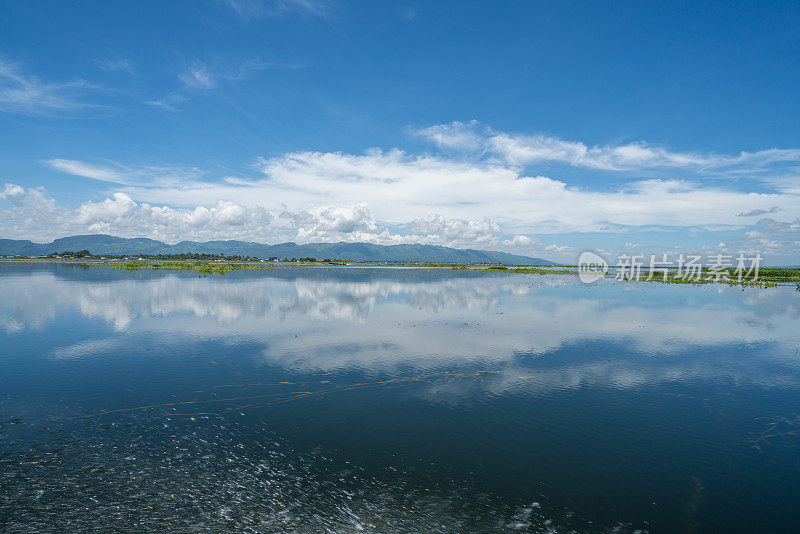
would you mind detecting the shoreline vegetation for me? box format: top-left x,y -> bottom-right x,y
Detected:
457,265 -> 792,288
2,257 -> 799,289
116,260 -> 279,275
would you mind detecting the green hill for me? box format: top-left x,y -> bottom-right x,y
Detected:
0,234 -> 555,265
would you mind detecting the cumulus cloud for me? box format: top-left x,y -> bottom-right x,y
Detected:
0,189 -> 274,243
26,122 -> 800,260
0,183 -> 24,200
313,204 -> 376,233
248,150 -> 800,234
280,204 -> 397,244
545,244 -> 576,255
275,206 -> 518,248
729,217 -> 800,259
405,215 -> 502,247
0,186 -> 64,240
0,186 -> 541,254
77,192 -> 137,224
77,194 -> 273,241
503,235 -> 534,247
45,149 -> 800,244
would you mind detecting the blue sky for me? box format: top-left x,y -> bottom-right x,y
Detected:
1,0 -> 800,263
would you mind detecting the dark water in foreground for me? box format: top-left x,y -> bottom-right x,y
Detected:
1,263 -> 799,533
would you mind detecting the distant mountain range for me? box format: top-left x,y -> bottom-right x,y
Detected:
0,234 -> 555,265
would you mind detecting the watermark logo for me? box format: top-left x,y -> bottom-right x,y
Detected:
578,251 -> 608,284
577,250 -> 762,284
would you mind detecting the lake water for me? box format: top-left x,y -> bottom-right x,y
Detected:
1,263 -> 799,532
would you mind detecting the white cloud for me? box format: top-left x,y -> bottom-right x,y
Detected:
78,194 -> 273,241
180,63 -> 217,90
47,159 -> 128,184
418,121 -> 800,174
145,93 -> 186,112
43,149 -> 800,250
1,189 -> 274,244
545,244 -> 575,255
178,58 -> 276,91
309,204 -> 376,233
77,192 -> 138,223
45,158 -> 204,187
7,272 -> 799,393
28,123 -> 800,260
729,217 -> 800,259
0,186 -> 63,241
277,207 -> 513,248
280,204 -> 397,244
417,120 -> 485,152
220,0 -> 330,19
0,185 -> 549,254
95,58 -> 133,74
0,59 -> 100,114
503,235 -> 534,247
247,150 -> 800,234
405,215 -> 502,247
0,183 -> 24,200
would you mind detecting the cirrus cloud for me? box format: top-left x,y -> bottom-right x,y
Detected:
418,121 -> 800,176
0,59 -> 102,115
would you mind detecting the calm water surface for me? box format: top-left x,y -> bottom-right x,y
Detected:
1,263 -> 799,532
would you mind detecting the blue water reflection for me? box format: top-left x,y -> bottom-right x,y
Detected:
1,263 -> 799,532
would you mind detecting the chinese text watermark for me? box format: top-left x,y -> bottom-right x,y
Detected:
578,251 -> 762,284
